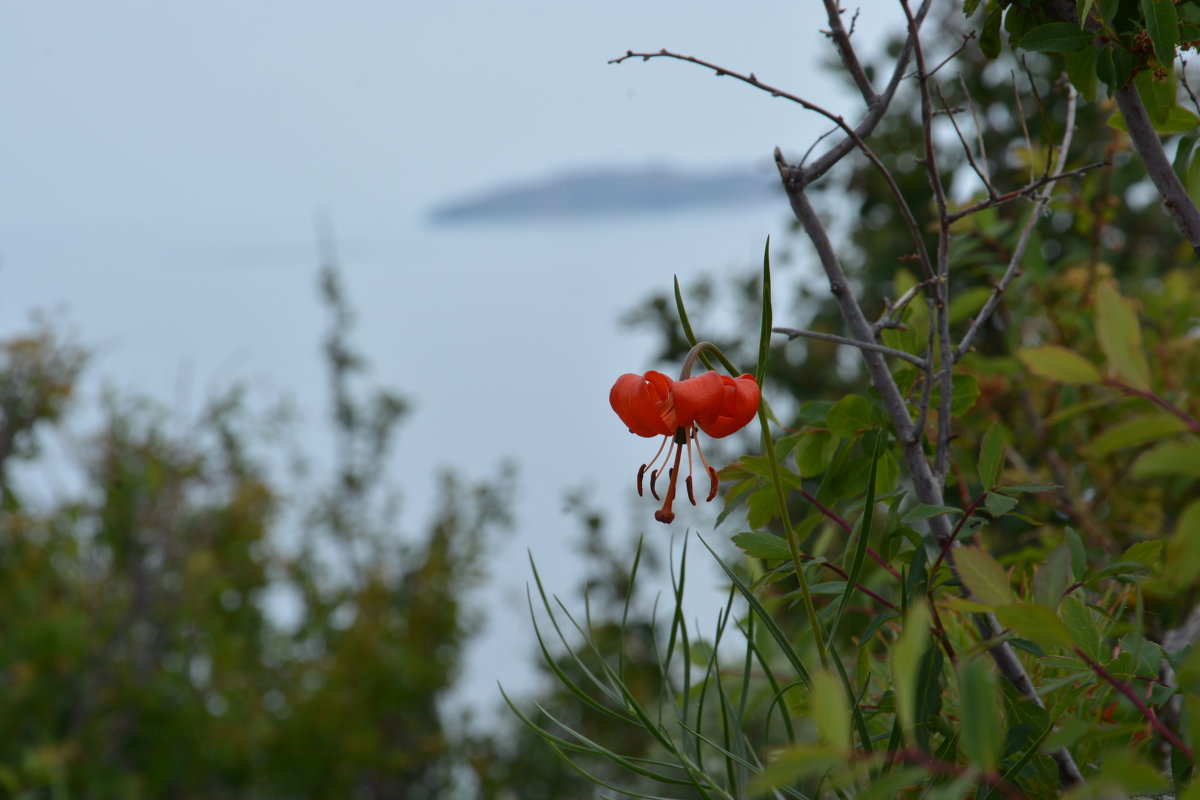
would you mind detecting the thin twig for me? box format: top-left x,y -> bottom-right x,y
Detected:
821,0 -> 876,104
955,86 -> 1079,362
898,0 -> 953,481
1073,646 -> 1195,763
936,84 -> 995,200
947,161 -> 1106,223
772,326 -> 928,368
1104,378 -> 1200,435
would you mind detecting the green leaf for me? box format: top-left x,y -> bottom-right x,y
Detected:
979,2 -> 1003,59
795,431 -> 838,478
999,482 -> 1058,494
930,374 -> 981,417
810,670 -> 851,756
958,657 -> 1002,771
752,745 -> 841,792
1131,438 -> 1200,478
1064,44 -> 1099,101
1017,345 -> 1101,385
731,530 -> 791,561
1082,412 -> 1188,457
978,422 -> 1008,490
1142,0 -> 1180,66
1066,528 -> 1087,579
984,492 -> 1019,518
1018,22 -> 1094,52
995,602 -> 1074,650
902,504 -> 961,523
1121,539 -> 1164,567
757,238 -> 773,387
1135,62 -> 1177,128
1060,595 -> 1101,659
956,546 -> 1016,606
827,394 -> 874,438
1110,103 -> 1200,133
947,286 -> 993,325
1159,499 -> 1200,592
891,600 -> 931,743
1033,544 -> 1071,609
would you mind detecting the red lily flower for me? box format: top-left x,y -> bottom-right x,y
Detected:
610,370 -> 760,523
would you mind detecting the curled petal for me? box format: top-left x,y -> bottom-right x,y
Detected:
609,371 -> 676,437
694,373 -> 760,438
670,371 -> 725,429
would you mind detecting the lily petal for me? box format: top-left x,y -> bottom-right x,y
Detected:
609,371 -> 677,437
694,373 -> 760,438
670,371 -> 725,429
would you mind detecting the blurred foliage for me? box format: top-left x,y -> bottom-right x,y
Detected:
0,264 -> 512,798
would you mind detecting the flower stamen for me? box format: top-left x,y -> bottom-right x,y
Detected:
693,433 -> 720,502
654,440 -> 686,524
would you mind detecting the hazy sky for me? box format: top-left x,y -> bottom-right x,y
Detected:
0,1 -> 896,714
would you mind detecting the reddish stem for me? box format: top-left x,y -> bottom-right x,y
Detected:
1073,646 -> 1195,763
799,488 -> 903,582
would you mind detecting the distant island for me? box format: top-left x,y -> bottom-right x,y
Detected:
428,165 -> 781,224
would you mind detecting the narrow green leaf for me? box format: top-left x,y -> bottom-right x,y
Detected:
1060,594 -> 1101,659
978,422 -> 1008,490
956,546 -> 1016,606
811,670 -> 851,756
995,602 -> 1074,650
1142,0 -> 1180,66
1065,528 -> 1087,580
1131,438 -> 1200,478
902,504 -> 961,523
757,237 -> 772,387
1160,499 -> 1200,592
1078,0 -> 1097,25
1017,345 -> 1101,385
891,600 -> 931,743
1097,282 -> 1150,390
672,276 -> 714,371
1082,412 -> 1188,457
1033,544 -> 1071,609
826,433 -> 880,647
1018,22 -> 1094,52
731,530 -> 792,561
958,657 -> 1002,771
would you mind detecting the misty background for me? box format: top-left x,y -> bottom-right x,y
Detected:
0,1 -> 889,718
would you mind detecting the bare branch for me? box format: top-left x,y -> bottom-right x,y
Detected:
772,326 -> 928,368
794,0 -> 934,186
821,0 -> 877,104
947,161 -> 1107,222
1115,83 -> 1200,257
956,86 -> 1079,362
937,84 -> 995,200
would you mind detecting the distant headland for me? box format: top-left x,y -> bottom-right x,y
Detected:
428,164 -> 780,224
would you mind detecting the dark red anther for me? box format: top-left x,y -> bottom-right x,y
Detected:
636,464 -> 648,497
706,466 -> 719,502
